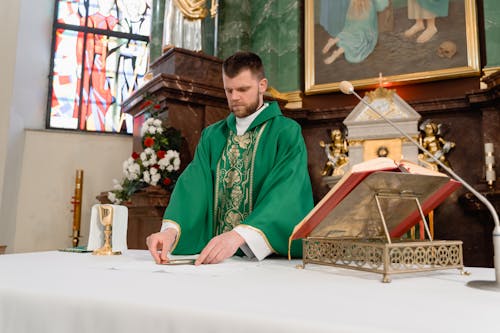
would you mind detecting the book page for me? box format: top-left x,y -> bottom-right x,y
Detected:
350,157 -> 398,173
398,160 -> 447,177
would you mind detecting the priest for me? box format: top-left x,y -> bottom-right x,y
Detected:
146,51 -> 313,264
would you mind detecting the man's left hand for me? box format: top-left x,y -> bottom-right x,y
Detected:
195,230 -> 245,265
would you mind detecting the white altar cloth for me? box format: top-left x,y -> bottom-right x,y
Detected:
0,250 -> 499,333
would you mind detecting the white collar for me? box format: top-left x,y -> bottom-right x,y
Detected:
235,103 -> 268,136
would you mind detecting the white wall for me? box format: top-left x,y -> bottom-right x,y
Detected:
0,0 -> 22,251
0,0 -> 132,253
14,130 -> 131,252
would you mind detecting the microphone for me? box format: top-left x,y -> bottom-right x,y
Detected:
340,80 -> 500,290
339,80 -> 355,95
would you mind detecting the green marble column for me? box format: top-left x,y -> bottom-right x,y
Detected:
211,0 -> 302,92
484,0 -> 500,68
201,0 -> 216,56
218,0 -> 252,60
250,0 -> 301,92
150,0 -> 165,63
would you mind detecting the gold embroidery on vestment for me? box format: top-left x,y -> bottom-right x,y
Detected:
213,124 -> 267,236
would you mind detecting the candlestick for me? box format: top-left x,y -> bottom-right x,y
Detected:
485,143 -> 496,187
71,169 -> 83,247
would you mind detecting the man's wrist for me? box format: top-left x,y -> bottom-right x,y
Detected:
230,230 -> 246,247
163,228 -> 179,250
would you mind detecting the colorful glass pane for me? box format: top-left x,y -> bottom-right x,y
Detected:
50,28 -> 79,130
49,0 -> 152,134
56,0 -> 82,26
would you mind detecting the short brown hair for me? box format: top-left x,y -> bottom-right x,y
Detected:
222,51 -> 265,80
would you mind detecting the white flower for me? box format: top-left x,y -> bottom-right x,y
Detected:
157,149 -> 181,172
151,173 -> 161,185
112,179 -> 123,190
158,158 -> 167,170
143,171 -> 151,184
173,157 -> 181,170
111,117 -> 181,203
107,192 -> 121,204
166,150 -> 179,159
140,125 -> 149,137
131,163 -> 140,174
124,161 -> 141,180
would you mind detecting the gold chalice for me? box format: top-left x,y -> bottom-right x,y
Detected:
92,205 -> 121,256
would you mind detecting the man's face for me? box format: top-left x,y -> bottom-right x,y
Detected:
223,69 -> 267,118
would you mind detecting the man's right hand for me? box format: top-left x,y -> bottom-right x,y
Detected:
146,228 -> 178,264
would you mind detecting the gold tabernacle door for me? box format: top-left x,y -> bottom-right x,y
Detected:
292,165 -> 464,282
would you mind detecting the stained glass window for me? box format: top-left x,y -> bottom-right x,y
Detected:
47,0 -> 152,134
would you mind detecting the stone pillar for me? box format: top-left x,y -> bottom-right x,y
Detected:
217,0 -> 251,59
150,0 -> 165,63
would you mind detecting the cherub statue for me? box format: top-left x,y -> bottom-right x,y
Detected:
418,120 -> 455,171
320,129 -> 349,177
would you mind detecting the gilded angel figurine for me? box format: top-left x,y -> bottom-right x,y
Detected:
418,120 -> 455,171
320,129 -> 349,177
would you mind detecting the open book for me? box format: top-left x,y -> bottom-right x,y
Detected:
290,157 -> 461,242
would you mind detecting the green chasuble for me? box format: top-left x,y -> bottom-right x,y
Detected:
163,102 -> 314,258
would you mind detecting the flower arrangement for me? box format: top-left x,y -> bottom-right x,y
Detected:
107,98 -> 182,204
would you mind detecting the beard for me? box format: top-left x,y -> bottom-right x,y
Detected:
230,95 -> 261,118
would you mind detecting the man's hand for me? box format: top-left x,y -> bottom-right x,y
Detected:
195,230 -> 245,265
146,229 -> 178,264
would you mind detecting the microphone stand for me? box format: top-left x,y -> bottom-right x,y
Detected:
339,81 -> 500,290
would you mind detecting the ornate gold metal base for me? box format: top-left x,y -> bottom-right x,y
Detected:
303,237 -> 464,282
92,245 -> 122,256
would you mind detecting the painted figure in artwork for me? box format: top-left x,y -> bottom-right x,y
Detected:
321,0 -> 389,64
404,0 -> 449,43
74,0 -> 118,131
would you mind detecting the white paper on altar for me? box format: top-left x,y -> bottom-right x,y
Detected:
87,204 -> 128,252
97,251 -> 253,276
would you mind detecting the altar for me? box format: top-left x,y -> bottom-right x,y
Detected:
0,251 -> 499,333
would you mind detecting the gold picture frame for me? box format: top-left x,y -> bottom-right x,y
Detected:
305,0 -> 481,95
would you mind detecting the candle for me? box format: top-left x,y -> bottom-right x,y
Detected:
484,143 -> 496,186
485,143 -> 494,154
72,170 -> 84,246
